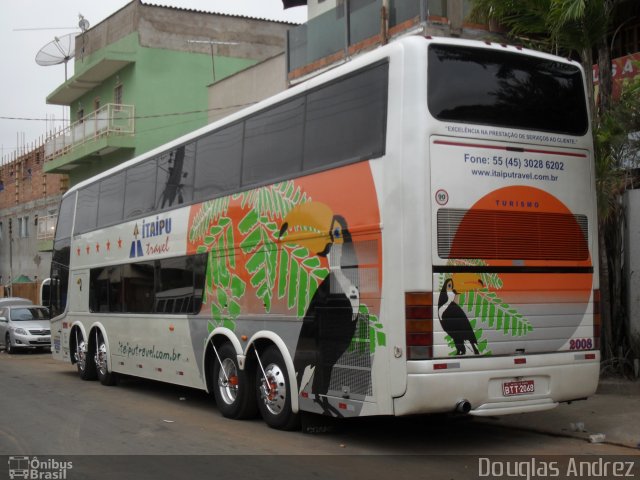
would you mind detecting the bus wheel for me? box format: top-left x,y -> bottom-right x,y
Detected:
255,346 -> 300,431
212,343 -> 257,419
95,331 -> 117,386
75,330 -> 97,381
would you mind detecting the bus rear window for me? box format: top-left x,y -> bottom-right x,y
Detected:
428,44 -> 589,136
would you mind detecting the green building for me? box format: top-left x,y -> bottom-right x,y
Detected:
44,0 -> 294,186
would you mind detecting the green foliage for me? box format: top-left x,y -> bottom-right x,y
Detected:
190,197 -> 230,245
190,180 -> 386,355
346,304 -> 386,355
460,289 -> 533,337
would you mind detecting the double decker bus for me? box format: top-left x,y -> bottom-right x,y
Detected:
49,35 -> 599,430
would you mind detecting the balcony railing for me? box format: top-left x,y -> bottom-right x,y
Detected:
286,0 -> 448,82
44,103 -> 135,162
37,214 -> 57,241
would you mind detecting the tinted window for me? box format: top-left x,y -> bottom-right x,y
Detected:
428,45 -> 589,135
242,97 -> 305,186
123,262 -> 155,313
194,123 -> 243,201
90,266 -> 123,312
156,144 -> 196,210
55,194 -> 76,241
98,172 -> 125,228
89,254 -> 206,314
124,158 -> 158,219
75,185 -> 99,234
304,62 -> 388,170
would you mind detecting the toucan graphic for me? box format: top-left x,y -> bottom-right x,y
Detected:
438,278 -> 480,355
279,202 -> 360,417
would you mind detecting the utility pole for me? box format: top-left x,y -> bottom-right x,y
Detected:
8,218 -> 13,296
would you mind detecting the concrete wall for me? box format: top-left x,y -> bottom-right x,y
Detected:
625,189 -> 640,342
208,54 -> 287,124
77,1 -> 291,64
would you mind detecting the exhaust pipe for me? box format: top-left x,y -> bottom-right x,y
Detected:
455,399 -> 471,414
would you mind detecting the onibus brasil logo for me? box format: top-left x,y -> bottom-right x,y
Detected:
8,456 -> 73,480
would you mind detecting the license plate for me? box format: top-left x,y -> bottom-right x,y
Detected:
502,380 -> 534,396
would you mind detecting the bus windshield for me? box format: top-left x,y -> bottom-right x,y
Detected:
427,44 -> 589,135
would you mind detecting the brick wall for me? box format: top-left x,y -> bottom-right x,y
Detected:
0,145 -> 67,208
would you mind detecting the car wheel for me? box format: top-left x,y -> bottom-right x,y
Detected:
95,330 -> 117,386
5,333 -> 14,354
75,330 -> 97,381
255,346 -> 300,430
212,342 -> 257,419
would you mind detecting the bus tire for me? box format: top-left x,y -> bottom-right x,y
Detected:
95,330 -> 117,386
75,330 -> 97,381
255,346 -> 300,431
212,342 -> 257,419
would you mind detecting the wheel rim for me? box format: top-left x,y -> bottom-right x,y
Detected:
76,339 -> 87,372
96,341 -> 108,376
217,358 -> 239,405
260,362 -> 287,416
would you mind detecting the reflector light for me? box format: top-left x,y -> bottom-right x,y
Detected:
514,358 -> 526,365
593,289 -> 601,349
406,292 -> 433,360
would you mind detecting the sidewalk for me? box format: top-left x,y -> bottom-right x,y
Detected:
476,377 -> 640,449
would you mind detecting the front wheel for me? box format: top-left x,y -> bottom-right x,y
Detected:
212,343 -> 257,419
255,346 -> 300,430
5,333 -> 14,354
95,330 -> 117,386
75,329 -> 97,381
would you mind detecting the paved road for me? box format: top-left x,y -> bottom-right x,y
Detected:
1,351 -> 637,480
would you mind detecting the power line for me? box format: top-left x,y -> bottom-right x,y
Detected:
0,102 -> 257,122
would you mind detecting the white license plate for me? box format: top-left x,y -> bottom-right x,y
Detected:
502,380 -> 535,396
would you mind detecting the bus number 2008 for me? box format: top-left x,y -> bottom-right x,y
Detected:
569,338 -> 593,350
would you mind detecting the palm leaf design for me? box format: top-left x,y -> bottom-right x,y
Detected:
189,196 -> 230,244
439,259 -> 533,356
460,289 -> 533,337
190,180 -> 385,354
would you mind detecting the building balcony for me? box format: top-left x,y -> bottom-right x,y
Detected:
44,103 -> 135,173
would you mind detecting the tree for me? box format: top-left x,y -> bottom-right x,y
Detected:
469,0 -> 640,367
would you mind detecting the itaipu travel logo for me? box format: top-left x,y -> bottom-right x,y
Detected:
130,216 -> 173,258
8,456 -> 73,480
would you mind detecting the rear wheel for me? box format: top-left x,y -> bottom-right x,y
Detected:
95,331 -> 117,386
75,329 -> 97,381
256,346 -> 300,430
212,343 -> 257,419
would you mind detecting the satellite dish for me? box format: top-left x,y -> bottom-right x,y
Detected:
35,32 -> 76,80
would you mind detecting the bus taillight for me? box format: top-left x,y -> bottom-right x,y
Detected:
593,289 -> 601,350
405,292 -> 433,360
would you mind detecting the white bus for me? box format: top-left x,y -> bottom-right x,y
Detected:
49,36 -> 599,430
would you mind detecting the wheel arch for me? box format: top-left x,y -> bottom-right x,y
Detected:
246,331 -> 299,414
202,327 -> 244,395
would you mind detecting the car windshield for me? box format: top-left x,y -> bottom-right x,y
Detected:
11,308 -> 49,321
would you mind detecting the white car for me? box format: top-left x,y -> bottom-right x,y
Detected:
0,305 -> 51,353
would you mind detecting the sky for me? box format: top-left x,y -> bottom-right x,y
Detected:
0,0 -> 307,162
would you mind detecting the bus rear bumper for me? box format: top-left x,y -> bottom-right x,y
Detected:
393,352 -> 599,417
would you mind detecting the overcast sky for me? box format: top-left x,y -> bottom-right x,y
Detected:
0,0 -> 306,160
